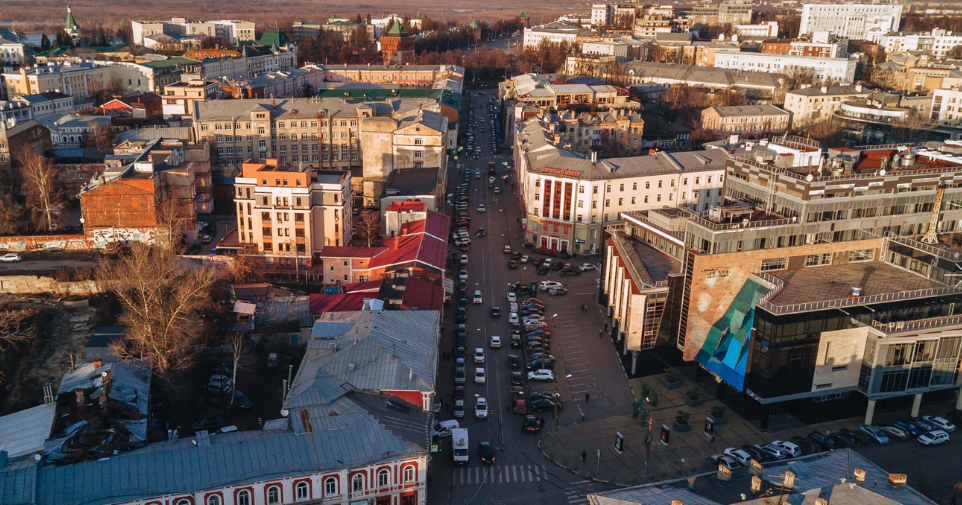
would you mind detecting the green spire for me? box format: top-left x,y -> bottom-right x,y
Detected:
468,20 -> 481,30
519,11 -> 527,18
387,21 -> 407,36
64,5 -> 79,34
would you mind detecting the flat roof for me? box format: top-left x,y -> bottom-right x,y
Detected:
767,261 -> 945,307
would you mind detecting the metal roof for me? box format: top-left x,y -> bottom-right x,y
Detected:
0,403 -> 55,459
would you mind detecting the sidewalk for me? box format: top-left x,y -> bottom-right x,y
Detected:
539,371 -> 866,486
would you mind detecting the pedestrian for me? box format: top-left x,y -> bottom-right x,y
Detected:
874,478 -> 878,487
599,329 -> 604,338
581,450 -> 587,463
604,323 -> 608,332
585,393 -> 590,404
506,403 -> 510,412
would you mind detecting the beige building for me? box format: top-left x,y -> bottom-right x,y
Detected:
233,159 -> 352,267
161,76 -> 219,118
700,104 -> 791,134
3,62 -> 111,98
131,18 -> 256,46
689,0 -> 753,26
783,84 -> 874,126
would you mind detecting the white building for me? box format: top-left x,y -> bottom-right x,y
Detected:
734,21 -> 779,39
523,22 -> 594,49
713,51 -> 859,85
799,3 -> 905,43
371,14 -> 422,37
931,88 -> 962,129
131,18 -> 256,46
879,29 -> 962,60
582,39 -> 630,61
783,84 -> 874,125
592,4 -> 615,26
13,92 -> 75,118
0,28 -> 25,67
0,100 -> 31,125
38,114 -> 112,148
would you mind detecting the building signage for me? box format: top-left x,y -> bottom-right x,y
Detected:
541,167 -> 582,178
702,266 -> 730,278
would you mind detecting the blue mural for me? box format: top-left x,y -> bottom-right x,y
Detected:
694,279 -> 769,392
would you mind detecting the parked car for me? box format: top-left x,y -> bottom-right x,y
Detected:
520,255 -> 530,263
789,436 -> 821,455
892,419 -> 921,436
474,368 -> 486,384
723,448 -> 753,466
508,260 -> 518,269
770,440 -> 801,457
0,253 -> 22,263
192,417 -> 227,432
907,418 -> 938,433
876,424 -> 910,441
522,416 -> 544,433
511,372 -> 524,386
453,399 -> 465,418
529,399 -> 563,412
539,281 -> 563,292
579,263 -> 598,271
506,292 -> 518,303
808,431 -> 836,450
232,390 -> 252,410
510,335 -> 522,348
859,425 -> 890,444
828,433 -> 853,448
918,430 -> 950,445
839,428 -> 871,445
549,287 -> 568,296
206,375 -> 233,394
527,369 -> 555,381
454,368 -> 466,385
473,290 -> 483,304
712,455 -> 741,470
922,415 -> 957,432
508,355 -> 520,369
740,445 -> 773,463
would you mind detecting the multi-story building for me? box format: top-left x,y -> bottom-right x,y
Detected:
0,100 -> 32,125
761,31 -> 849,59
523,22 -> 595,49
79,139 -> 212,242
183,44 -> 298,82
713,51 -> 859,85
783,84 -> 875,125
617,61 -> 787,103
2,62 -> 111,98
799,3 -> 905,43
131,18 -> 256,46
618,140 -> 962,427
880,28 -> 962,60
700,104 -> 791,134
514,118 -> 726,254
107,57 -> 202,94
37,114 -> 112,148
232,159 -> 351,267
633,15 -> 672,37
0,119 -> 50,170
215,65 -> 327,100
380,23 -> 416,65
734,21 -> 779,40
0,28 -> 25,67
161,76 -> 220,119
931,87 -> 962,129
542,108 -> 646,157
13,91 -> 74,118
689,0 -> 753,26
192,97 -> 448,204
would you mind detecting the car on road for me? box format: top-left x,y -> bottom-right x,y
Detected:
477,204 -> 486,213
892,419 -> 921,436
0,253 -> 22,263
539,281 -> 563,292
859,425 -> 890,444
579,263 -> 598,271
770,440 -> 801,457
508,260 -> 518,269
494,186 -> 502,193
478,441 -> 496,464
536,266 -> 549,275
455,347 -> 465,360
476,397 -> 488,419
474,368 -> 486,384
473,290 -> 483,304
529,399 -> 563,412
454,368 -> 465,385
475,171 -> 481,178
490,336 -> 501,348
559,269 -> 580,277
490,307 -> 501,318
506,292 -> 518,303
503,245 -> 512,254
454,399 -> 465,418
474,348 -> 485,363
509,312 -> 519,324
549,287 -> 568,296
508,355 -> 520,369
201,234 -> 213,244
522,416 -> 544,434
511,372 -> 524,386
510,335 -> 522,348
918,430 -> 950,445
723,448 -> 753,466
922,415 -> 957,432
455,386 -> 465,400
477,228 -> 486,237
520,255 -> 530,263
527,369 -> 555,381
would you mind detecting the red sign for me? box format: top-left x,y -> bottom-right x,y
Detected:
540,167 -> 582,178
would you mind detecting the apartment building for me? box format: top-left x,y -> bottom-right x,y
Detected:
523,22 -> 595,49
13,91 -> 74,118
633,16 -> 672,37
931,87 -> 962,129
734,21 -> 779,40
799,3 -> 904,42
161,76 -> 220,118
542,108 -> 646,157
501,75 -> 636,110
713,51 -> 859,85
761,32 -> 849,59
0,119 -> 50,170
184,44 -> 298,82
131,18 -> 256,46
215,65 -> 327,100
0,28 -> 25,67
514,118 -> 726,254
618,61 -> 787,103
0,100 -> 32,125
79,139 -> 212,242
880,28 -> 962,60
783,84 -> 875,125
232,159 -> 351,267
688,0 -> 753,26
701,105 -> 791,134
2,62 -> 111,98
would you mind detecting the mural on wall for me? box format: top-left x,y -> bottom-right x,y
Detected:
0,229 -> 159,251
694,279 -> 769,392
90,228 -> 157,247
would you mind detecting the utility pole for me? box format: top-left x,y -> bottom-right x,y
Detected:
553,384 -> 560,442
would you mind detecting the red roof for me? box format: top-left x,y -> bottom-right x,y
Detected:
398,210 -> 450,241
345,280 -> 382,293
372,228 -> 446,271
400,276 -> 445,311
318,246 -> 387,258
386,201 -> 427,213
309,292 -> 369,314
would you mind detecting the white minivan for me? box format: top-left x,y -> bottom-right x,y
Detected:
432,420 -> 460,438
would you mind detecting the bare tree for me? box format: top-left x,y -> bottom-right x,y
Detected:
889,111 -> 937,145
19,149 -> 63,233
84,122 -> 117,155
98,244 -> 223,381
0,195 -> 24,236
230,245 -> 264,283
226,331 -> 248,410
155,195 -> 186,254
0,297 -> 36,353
354,210 -> 381,247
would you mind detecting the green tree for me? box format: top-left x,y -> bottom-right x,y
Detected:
40,34 -> 50,50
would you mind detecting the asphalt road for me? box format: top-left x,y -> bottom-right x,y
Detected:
427,89 -> 619,505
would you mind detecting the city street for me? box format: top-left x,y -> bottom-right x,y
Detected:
427,89 -> 629,505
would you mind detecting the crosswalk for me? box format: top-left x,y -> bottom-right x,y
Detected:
565,479 -> 601,505
452,464 -> 548,485
565,489 -> 590,505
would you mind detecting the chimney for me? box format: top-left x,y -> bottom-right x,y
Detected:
854,468 -> 866,482
75,389 -> 85,406
590,150 -> 598,163
93,358 -> 103,369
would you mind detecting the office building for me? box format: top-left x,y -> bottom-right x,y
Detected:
799,3 -> 905,43
713,51 -> 859,85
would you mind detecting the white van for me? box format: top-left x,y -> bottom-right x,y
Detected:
452,428 -> 470,464
432,420 -> 460,438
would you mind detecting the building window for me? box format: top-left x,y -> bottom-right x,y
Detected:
645,181 -> 650,189
760,257 -> 788,272
352,474 -> 365,493
414,137 -> 423,145
378,469 -> 390,487
236,490 -> 251,505
296,481 -> 309,500
207,497 -> 221,505
414,151 -> 422,158
176,500 -> 191,505
403,465 -> 416,483
267,486 -> 280,504
849,249 -> 874,262
325,477 -> 338,495
805,253 -> 832,267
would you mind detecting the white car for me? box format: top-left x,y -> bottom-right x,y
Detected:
477,204 -> 486,213
723,448 -> 753,466
473,290 -> 483,304
754,443 -> 787,459
459,270 -> 468,280
474,348 -> 485,363
922,415 -> 957,432
578,263 -> 598,272
509,302 -> 519,313
539,281 -> 563,292
503,245 -> 512,254
918,430 -> 949,445
523,316 -> 544,325
453,399 -> 465,418
520,255 -> 530,263
0,253 -> 22,263
527,369 -> 555,381
770,440 -> 801,457
460,254 -> 468,265
490,336 -> 501,348
476,397 -> 488,419
475,367 -> 486,384
506,292 -> 517,303
509,312 -> 519,324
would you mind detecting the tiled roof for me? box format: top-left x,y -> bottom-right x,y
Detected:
318,246 -> 386,258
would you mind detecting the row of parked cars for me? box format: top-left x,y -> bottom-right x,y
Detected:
713,414 -> 957,469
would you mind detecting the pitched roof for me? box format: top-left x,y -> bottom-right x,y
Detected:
257,29 -> 291,48
309,292 -> 370,314
0,403 -> 55,459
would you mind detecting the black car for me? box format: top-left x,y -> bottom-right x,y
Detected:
510,386 -> 525,399
511,252 -> 523,260
508,260 -> 518,269
530,391 -> 562,402
529,353 -> 554,363
789,436 -> 820,455
457,309 -> 467,322
830,433 -> 855,448
523,416 -> 544,434
491,307 -> 501,318
526,359 -> 555,370
187,243 -> 202,255
508,355 -> 520,369
559,268 -> 580,276
459,289 -> 467,299
192,417 -> 227,432
739,445 -> 773,463
511,372 -> 524,386
537,266 -> 550,275
458,299 -> 468,310
510,335 -> 522,347
839,428 -> 871,445
459,280 -> 467,290
808,431 -> 836,450
478,441 -> 496,464
550,262 -> 563,271
455,347 -> 465,360
530,399 -> 563,412
477,228 -> 486,237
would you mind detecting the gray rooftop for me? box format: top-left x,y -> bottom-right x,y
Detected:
787,84 -> 874,97
768,261 -> 946,307
709,104 -> 790,118
0,404 -> 55,459
194,97 -> 443,122
623,61 -> 786,89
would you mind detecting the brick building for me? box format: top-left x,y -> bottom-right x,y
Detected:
380,22 -> 415,65
0,119 -> 51,170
